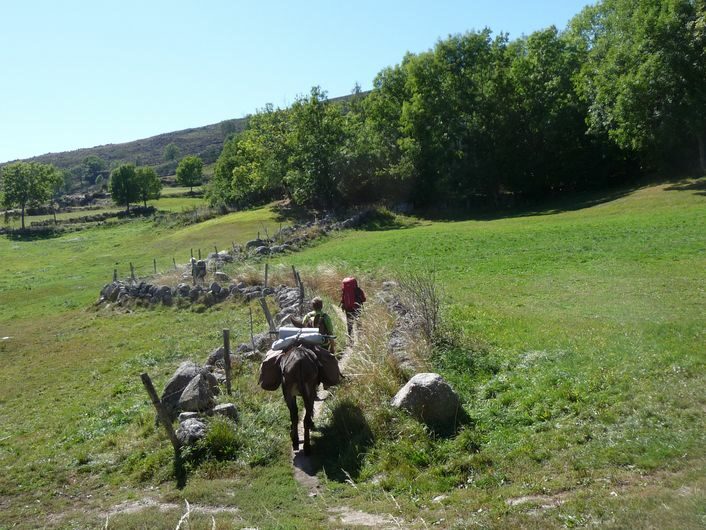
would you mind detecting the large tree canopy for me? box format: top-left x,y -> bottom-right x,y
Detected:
572,0 -> 706,170
0,162 -> 60,229
208,1 -> 702,211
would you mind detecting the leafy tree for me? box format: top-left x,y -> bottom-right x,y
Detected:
163,143 -> 181,162
135,166 -> 162,207
0,162 -> 59,229
82,155 -> 107,185
572,0 -> 706,171
285,87 -> 346,207
49,170 -> 66,224
176,155 -> 203,193
109,164 -> 139,213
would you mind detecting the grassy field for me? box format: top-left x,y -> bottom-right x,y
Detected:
0,179 -> 704,528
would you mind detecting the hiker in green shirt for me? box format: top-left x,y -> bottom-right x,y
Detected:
301,297 -> 336,353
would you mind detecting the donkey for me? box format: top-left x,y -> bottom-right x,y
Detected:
280,346 -> 319,455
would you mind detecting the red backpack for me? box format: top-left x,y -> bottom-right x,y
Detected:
341,277 -> 358,312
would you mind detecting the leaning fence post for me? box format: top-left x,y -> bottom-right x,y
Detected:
140,373 -> 180,452
291,265 -> 298,287
296,271 -> 304,314
249,306 -> 255,352
222,329 -> 232,395
258,297 -> 276,333
173,257 -> 177,271
214,245 -> 218,255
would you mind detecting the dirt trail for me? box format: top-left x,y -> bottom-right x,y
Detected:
290,315 -> 401,528
291,339 -> 350,496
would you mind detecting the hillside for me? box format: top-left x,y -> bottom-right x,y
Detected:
0,178 -> 704,528
20,117 -> 247,174
8,92 -> 358,177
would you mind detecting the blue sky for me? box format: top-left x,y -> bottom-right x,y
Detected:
0,0 -> 591,163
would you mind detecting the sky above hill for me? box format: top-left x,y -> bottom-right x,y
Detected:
0,0 -> 590,163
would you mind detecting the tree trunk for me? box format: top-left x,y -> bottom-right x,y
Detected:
21,204 -> 25,230
698,131 -> 706,173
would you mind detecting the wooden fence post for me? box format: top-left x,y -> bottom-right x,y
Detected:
258,297 -> 276,333
214,245 -> 218,255
223,329 -> 232,396
140,373 -> 180,452
173,257 -> 177,270
291,265 -> 298,288
296,271 -> 304,314
153,258 -> 157,274
249,306 -> 255,352
198,249 -> 202,260
130,262 -> 135,282
264,263 -> 269,289
190,248 -> 193,259
113,269 -> 117,282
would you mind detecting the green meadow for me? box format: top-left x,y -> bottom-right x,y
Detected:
0,179 -> 704,528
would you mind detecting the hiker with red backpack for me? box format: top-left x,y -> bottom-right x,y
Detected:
341,277 -> 366,339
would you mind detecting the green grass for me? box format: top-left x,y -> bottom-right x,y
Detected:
1,180 -> 704,528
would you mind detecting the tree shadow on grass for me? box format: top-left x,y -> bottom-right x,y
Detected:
417,184 -> 642,223
665,176 -> 706,195
310,399 -> 374,482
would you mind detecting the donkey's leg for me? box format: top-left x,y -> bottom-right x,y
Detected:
302,384 -> 315,455
283,388 -> 299,450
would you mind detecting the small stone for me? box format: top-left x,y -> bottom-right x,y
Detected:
178,412 -> 199,422
212,403 -> 238,421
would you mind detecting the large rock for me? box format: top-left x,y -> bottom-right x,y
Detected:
252,331 -> 274,352
176,418 -> 207,445
179,373 -> 217,412
214,272 -> 230,283
391,373 -> 461,429
212,403 -> 238,421
253,246 -> 271,256
245,238 -> 268,249
161,361 -> 201,418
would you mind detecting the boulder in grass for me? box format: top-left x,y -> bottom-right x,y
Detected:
178,412 -> 199,422
246,238 -> 268,249
391,373 -> 461,430
161,361 -> 201,418
212,403 -> 238,421
215,271 -> 230,283
179,373 -> 217,412
176,418 -> 207,445
205,346 -> 225,367
252,331 -> 274,352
